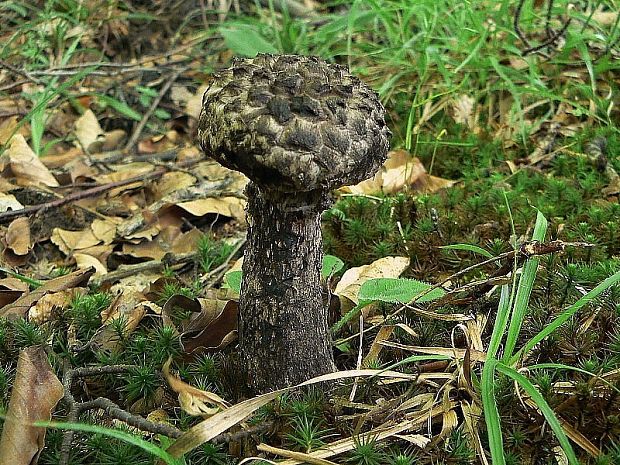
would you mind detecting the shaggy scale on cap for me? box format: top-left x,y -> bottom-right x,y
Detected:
198,54 -> 390,193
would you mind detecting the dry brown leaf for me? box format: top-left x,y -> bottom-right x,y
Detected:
0,193 -> 24,212
380,341 -> 487,362
5,217 -> 31,256
592,10 -> 618,26
7,135 -> 59,187
122,226 -> 181,260
363,325 -> 395,367
163,358 -> 230,418
0,116 -> 18,145
40,147 -> 82,169
74,109 -> 104,152
343,151 -> 455,195
0,267 -> 94,318
185,84 -> 210,121
101,129 -> 127,151
177,197 -> 246,222
28,289 -> 79,324
90,218 -> 118,244
0,346 -> 64,465
181,300 -> 238,355
155,172 -> 197,197
74,253 -> 107,277
257,444 -> 338,465
0,277 -> 29,292
51,227 -> 101,255
451,94 -> 477,130
93,291 -> 147,350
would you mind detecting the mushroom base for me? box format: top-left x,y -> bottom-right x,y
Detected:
239,182 -> 336,393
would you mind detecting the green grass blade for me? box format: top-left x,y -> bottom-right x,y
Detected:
503,210 -> 548,362
481,358 -> 505,465
439,243 -> 494,259
528,363 -> 620,395
33,419 -> 180,464
494,363 -> 579,465
511,269 -> 620,365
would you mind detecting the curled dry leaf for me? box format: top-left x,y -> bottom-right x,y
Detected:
74,253 -> 107,277
177,197 -> 246,222
0,346 -> 64,465
74,109 -> 104,152
180,299 -> 238,356
5,217 -> 31,256
6,135 -> 59,187
28,288 -> 81,324
343,150 -> 455,195
163,358 -> 230,418
0,193 -> 24,213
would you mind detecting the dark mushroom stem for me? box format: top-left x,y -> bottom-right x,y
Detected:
198,54 -> 390,394
240,184 -> 335,392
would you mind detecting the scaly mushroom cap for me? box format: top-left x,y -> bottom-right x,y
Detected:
198,54 -> 390,193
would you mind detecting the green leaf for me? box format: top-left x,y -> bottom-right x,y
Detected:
358,278 -> 445,304
224,270 -> 242,294
154,109 -> 171,120
98,95 -> 142,121
219,24 -> 278,57
512,268 -> 620,365
440,243 -> 494,259
322,255 -> 344,278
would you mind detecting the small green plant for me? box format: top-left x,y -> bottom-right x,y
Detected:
123,365 -> 159,404
285,414 -> 330,453
386,450 -> 417,465
347,436 -> 386,465
69,292 -> 112,340
197,234 -> 236,274
444,428 -> 475,464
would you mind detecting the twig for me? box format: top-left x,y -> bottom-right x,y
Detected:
60,365 -> 136,465
124,68 -> 186,151
0,157 -> 202,224
513,0 -> 531,49
0,59 -> 44,85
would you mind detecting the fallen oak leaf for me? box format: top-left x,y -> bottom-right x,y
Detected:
0,346 -> 64,465
6,134 -> 59,187
5,217 -> 31,256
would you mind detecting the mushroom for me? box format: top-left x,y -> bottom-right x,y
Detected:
198,54 -> 390,393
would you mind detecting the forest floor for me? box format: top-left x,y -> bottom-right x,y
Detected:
0,1 -> 620,464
